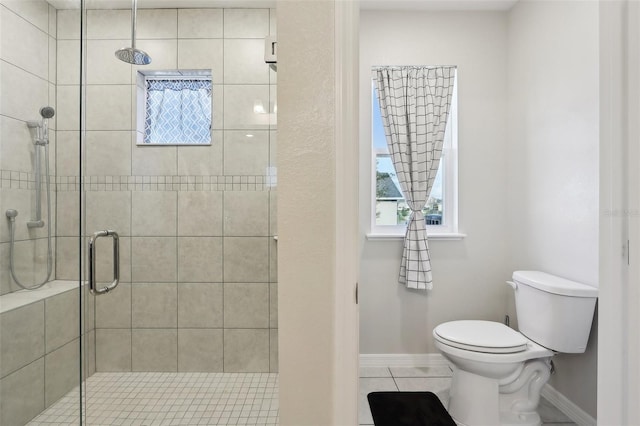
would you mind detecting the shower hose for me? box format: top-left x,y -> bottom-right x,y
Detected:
7,143 -> 53,290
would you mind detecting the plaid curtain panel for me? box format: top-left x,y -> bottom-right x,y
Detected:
374,66 -> 455,290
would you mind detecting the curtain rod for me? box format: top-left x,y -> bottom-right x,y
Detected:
144,76 -> 212,81
372,65 -> 457,70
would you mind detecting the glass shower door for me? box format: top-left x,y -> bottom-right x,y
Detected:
79,2 -> 278,423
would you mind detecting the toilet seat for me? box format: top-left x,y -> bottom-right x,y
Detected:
434,320 -> 529,354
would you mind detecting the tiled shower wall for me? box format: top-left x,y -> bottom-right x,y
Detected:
0,2 -> 83,425
0,0 -> 58,296
55,7 -> 278,373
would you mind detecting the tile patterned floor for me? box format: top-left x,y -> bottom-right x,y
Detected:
359,366 -> 577,426
29,372 -> 279,425
28,367 -> 576,425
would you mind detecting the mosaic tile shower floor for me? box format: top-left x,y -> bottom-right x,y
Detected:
29,372 -> 279,426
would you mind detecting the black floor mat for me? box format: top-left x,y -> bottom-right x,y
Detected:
367,391 -> 456,426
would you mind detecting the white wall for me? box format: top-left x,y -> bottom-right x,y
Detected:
359,11 -> 511,354
506,0 -> 599,418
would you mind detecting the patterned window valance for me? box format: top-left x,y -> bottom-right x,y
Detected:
144,78 -> 212,144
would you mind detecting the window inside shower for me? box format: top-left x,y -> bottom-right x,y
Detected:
136,70 -> 213,145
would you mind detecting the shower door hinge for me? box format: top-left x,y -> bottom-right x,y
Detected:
623,240 -> 630,265
627,240 -> 630,266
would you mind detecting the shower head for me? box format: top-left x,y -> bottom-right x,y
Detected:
40,106 -> 55,119
115,47 -> 152,65
115,0 -> 152,65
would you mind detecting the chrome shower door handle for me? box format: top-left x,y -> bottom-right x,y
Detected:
89,230 -> 120,295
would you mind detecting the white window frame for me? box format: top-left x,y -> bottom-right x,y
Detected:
135,69 -> 213,146
368,74 -> 463,240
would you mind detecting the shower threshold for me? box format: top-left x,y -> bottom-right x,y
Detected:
28,372 -> 279,425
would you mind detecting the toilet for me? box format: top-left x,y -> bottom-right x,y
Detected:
433,271 -> 598,426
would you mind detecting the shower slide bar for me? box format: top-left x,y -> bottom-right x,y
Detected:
26,120 -> 48,228
26,106 -> 54,228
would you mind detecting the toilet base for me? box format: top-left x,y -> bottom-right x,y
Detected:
448,369 -> 500,425
447,359 -> 550,426
499,411 -> 542,426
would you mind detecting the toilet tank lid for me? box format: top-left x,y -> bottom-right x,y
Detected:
512,271 -> 598,298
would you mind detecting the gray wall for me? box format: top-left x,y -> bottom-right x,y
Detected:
359,10 -> 511,354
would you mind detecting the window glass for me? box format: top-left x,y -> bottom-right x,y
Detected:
373,87 -> 445,227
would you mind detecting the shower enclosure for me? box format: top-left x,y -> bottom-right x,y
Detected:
0,1 -> 278,424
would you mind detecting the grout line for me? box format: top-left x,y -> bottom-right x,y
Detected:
221,183 -> 225,373
129,189 -> 133,373
174,188 -> 179,373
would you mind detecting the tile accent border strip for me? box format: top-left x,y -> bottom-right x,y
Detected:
0,170 -> 53,190
0,170 -> 276,191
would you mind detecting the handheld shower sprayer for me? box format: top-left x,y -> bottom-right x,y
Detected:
38,106 -> 55,145
40,106 -> 55,118
27,106 -> 55,145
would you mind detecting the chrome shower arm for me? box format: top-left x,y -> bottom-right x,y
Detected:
131,0 -> 138,50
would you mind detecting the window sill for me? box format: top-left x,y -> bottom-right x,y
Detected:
366,232 -> 466,241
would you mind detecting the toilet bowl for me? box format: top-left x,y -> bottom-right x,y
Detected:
432,271 -> 598,426
433,320 -> 553,426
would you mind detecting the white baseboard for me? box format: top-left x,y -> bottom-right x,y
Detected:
359,353 -> 450,368
541,384 -> 596,426
359,354 -> 596,426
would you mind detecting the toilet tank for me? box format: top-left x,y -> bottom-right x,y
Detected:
512,271 -> 598,353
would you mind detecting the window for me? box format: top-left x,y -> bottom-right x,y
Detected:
136,70 -> 212,145
371,74 -> 459,237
